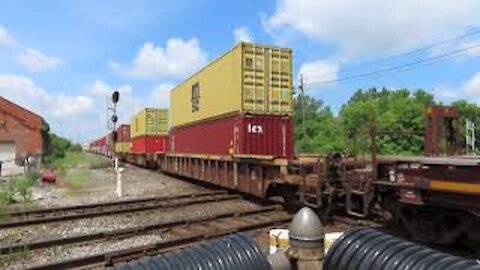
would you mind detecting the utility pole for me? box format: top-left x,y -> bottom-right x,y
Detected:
466,119 -> 476,155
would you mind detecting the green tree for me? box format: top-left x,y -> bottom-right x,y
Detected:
42,121 -> 83,164
452,100 -> 480,151
339,88 -> 434,155
294,94 -> 345,154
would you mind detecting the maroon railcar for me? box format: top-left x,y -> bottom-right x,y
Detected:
170,114 -> 294,160
116,124 -> 130,142
131,135 -> 169,153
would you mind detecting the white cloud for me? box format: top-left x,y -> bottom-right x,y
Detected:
460,40 -> 480,57
50,95 -> 94,118
434,72 -> 480,102
0,25 -> 16,47
0,74 -> 93,119
298,60 -> 339,87
433,85 -> 460,99
110,37 -> 207,79
86,79 -> 146,126
88,80 -> 112,96
150,83 -> 174,107
18,48 -> 64,72
265,0 -> 480,61
464,72 -> 480,95
234,27 -> 252,43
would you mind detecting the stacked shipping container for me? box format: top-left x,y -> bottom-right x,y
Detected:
115,124 -> 131,153
90,136 -> 107,155
130,108 -> 169,153
170,42 -> 294,159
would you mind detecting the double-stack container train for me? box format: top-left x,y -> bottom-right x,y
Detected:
125,108 -> 170,167
89,42 -> 480,250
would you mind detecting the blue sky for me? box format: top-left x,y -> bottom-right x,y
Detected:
1,0 -> 480,142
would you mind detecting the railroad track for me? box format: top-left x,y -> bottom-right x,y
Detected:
0,190 -> 234,228
24,206 -> 291,270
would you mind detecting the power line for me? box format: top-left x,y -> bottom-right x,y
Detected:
303,28 -> 480,82
304,42 -> 480,88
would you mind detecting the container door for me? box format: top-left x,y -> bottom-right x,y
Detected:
242,44 -> 267,114
268,48 -> 293,114
158,109 -> 169,134
241,44 -> 292,115
145,109 -> 155,135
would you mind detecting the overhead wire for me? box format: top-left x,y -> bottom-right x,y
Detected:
303,42 -> 480,88
300,29 -> 480,84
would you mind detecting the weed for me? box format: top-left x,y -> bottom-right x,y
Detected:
52,152 -> 111,171
0,190 -> 11,205
0,245 -> 30,265
0,173 -> 38,205
64,169 -> 89,188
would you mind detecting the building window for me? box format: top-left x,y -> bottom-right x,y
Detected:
191,82 -> 200,112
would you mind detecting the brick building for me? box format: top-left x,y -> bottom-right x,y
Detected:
0,97 -> 44,175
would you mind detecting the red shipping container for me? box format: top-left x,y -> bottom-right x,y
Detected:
131,135 -> 169,153
171,114 -> 294,159
98,137 -> 106,147
116,124 -> 130,142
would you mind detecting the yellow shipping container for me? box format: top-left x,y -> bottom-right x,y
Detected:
115,142 -> 131,153
171,42 -> 293,127
130,108 -> 169,138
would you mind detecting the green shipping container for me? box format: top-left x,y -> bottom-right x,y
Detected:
130,108 -> 169,138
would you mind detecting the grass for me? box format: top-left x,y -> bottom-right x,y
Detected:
51,151 -> 111,191
63,169 -> 90,188
0,152 -> 111,206
0,245 -> 30,265
0,173 -> 38,205
52,151 -> 110,172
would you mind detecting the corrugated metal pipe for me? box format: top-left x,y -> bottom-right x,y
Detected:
115,233 -> 273,270
324,228 -> 480,270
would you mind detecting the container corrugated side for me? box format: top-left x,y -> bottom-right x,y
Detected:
171,42 -> 293,128
116,124 -> 130,142
130,108 -> 169,138
115,142 -> 131,153
130,135 -> 169,153
170,114 -> 294,159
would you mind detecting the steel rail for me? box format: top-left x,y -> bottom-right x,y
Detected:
1,190 -> 226,218
26,209 -> 291,270
0,193 -> 237,228
0,205 -> 280,255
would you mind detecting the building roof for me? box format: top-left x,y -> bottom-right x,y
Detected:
0,96 -> 44,130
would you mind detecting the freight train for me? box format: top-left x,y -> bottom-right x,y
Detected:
89,42 -> 480,251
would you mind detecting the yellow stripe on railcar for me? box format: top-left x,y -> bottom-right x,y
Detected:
430,180 -> 480,194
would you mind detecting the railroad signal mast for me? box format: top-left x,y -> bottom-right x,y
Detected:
107,91 -> 120,157
107,91 -> 124,197
466,119 -> 476,155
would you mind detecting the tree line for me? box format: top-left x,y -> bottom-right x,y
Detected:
294,87 -> 480,156
41,122 -> 82,164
